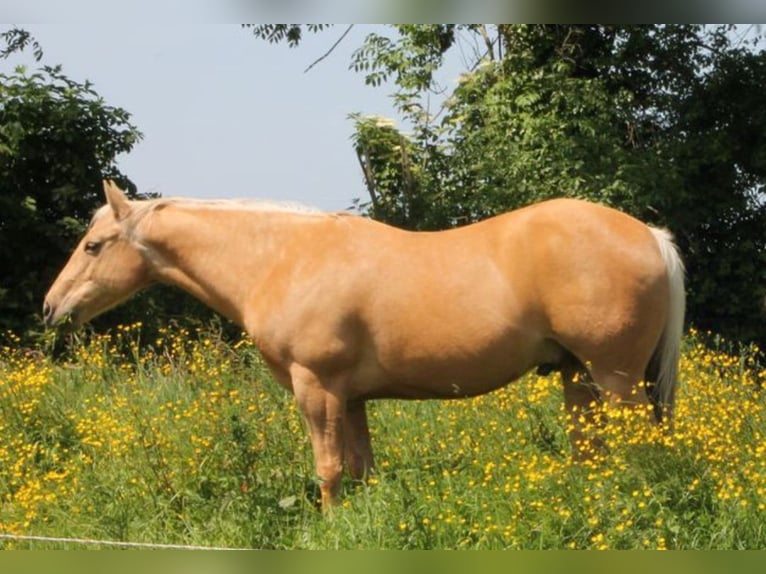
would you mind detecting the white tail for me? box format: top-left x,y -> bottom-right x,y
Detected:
649,227 -> 686,420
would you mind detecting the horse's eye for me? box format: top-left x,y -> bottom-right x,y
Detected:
84,241 -> 102,255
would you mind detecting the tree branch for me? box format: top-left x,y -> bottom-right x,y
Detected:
304,24 -> 354,73
476,25 -> 495,61
355,147 -> 379,209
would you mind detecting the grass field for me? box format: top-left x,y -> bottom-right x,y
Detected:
1,323 -> 764,549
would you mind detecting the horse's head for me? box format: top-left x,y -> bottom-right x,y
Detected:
43,180 -> 154,327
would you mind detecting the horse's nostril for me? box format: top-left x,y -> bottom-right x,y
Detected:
43,301 -> 52,323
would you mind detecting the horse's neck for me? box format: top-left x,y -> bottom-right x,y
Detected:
139,205 -> 295,326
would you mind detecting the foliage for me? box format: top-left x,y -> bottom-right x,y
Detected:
0,28 -> 44,62
350,25 -> 456,91
1,324 -> 764,549
243,24 -> 331,48
251,24 -> 766,346
0,30 -> 227,342
0,36 -> 142,336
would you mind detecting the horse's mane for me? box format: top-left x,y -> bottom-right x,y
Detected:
150,197 -> 323,215
91,196 -> 324,226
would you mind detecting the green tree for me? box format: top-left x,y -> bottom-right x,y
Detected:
1,29 -> 243,342
249,24 -> 766,345
0,45 -> 142,336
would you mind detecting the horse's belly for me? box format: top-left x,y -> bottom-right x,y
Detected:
356,357 -> 525,400
353,328 -> 557,400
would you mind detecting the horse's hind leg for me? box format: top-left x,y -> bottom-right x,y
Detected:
344,399 -> 375,481
562,363 -> 653,459
561,362 -> 602,459
590,365 -> 656,423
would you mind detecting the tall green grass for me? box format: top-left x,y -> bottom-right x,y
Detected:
1,324 -> 764,549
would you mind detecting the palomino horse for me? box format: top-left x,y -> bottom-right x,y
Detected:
44,181 -> 685,509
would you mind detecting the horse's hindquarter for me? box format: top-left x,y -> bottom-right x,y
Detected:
520,199 -> 670,368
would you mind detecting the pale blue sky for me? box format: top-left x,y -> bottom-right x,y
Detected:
7,24 -> 438,211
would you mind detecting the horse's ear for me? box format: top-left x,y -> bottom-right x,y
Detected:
103,180 -> 131,221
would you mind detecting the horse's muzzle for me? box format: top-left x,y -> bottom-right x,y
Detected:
42,300 -> 69,328
42,300 -> 54,327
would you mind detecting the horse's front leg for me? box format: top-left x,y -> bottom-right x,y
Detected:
344,399 -> 374,481
291,364 -> 346,510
